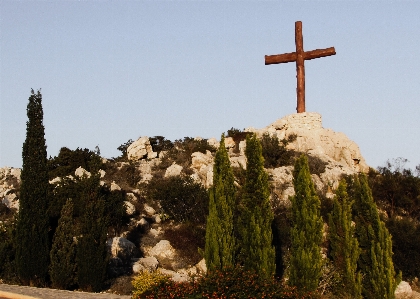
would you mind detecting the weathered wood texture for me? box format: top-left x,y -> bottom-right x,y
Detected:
265,21 -> 336,113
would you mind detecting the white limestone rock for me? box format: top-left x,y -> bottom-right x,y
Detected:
143,203 -> 156,215
254,112 -> 369,173
195,258 -> 207,274
165,163 -> 183,178
159,268 -> 189,283
124,201 -> 136,216
207,137 -> 219,148
132,257 -> 159,274
74,166 -> 91,178
149,240 -> 176,259
111,181 -> 121,191
127,136 -> 157,161
395,281 -> 412,298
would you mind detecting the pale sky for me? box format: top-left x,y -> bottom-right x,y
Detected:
1,1 -> 419,170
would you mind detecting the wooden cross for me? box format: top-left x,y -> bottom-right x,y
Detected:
265,21 -> 336,113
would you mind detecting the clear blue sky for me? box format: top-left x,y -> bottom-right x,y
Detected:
1,1 -> 419,170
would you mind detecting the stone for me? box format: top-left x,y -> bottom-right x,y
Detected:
395,281 -> 412,298
127,136 -> 157,161
159,268 -> 189,283
137,218 -> 150,231
207,137 -> 219,148
164,163 -> 183,178
74,166 -> 91,178
143,203 -> 156,215
149,240 -> 176,259
124,201 -> 136,216
99,169 -> 106,178
191,151 -> 213,170
132,256 -> 159,273
111,181 -> 121,191
126,192 -> 137,201
106,237 -> 140,266
195,258 -> 207,274
153,214 -> 162,224
2,192 -> 19,210
253,112 -> 369,173
224,137 -> 236,148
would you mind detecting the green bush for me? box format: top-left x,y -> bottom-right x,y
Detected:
226,127 -> 251,154
132,270 -> 169,298
48,147 -> 104,179
146,176 -> 209,224
261,133 -> 296,168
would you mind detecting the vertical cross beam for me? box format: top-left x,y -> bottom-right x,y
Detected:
295,21 -> 305,113
265,21 -> 336,113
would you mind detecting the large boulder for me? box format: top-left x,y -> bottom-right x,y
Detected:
127,136 -> 156,161
395,281 -> 413,299
132,256 -> 159,274
164,163 -> 183,178
106,237 -> 141,274
249,112 -> 368,173
74,166 -> 91,178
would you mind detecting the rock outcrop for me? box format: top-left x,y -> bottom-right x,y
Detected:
127,136 -> 157,161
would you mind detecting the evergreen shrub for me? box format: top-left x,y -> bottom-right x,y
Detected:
146,176 -> 209,224
260,133 -> 296,168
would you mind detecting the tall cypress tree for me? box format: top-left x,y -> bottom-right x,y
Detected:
49,199 -> 77,290
16,89 -> 50,286
328,180 -> 362,298
289,154 -> 323,291
205,134 -> 236,271
353,174 -> 398,299
238,133 -> 275,278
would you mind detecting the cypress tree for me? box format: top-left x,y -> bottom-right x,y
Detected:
76,174 -> 108,292
328,180 -> 362,298
353,174 -> 398,299
238,133 -> 275,278
205,134 -> 236,271
289,154 -> 323,291
49,199 -> 77,290
16,89 -> 50,286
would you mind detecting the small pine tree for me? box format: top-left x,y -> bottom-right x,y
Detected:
16,89 -> 50,286
353,174 -> 398,299
237,133 -> 275,278
289,154 -> 323,291
328,180 -> 362,298
49,199 -> 77,290
205,134 -> 236,271
76,175 -> 109,292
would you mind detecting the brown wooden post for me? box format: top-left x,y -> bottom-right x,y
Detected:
265,21 -> 336,113
295,21 -> 305,113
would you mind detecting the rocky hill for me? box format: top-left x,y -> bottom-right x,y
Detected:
2,112 -> 417,298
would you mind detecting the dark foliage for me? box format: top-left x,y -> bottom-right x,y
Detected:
48,147 -> 104,179
261,133 -> 296,168
49,175 -> 128,238
16,89 -> 50,286
116,139 -> 134,161
307,155 -> 328,176
368,159 -> 420,218
386,217 -> 420,279
163,223 -> 205,265
149,136 -> 174,153
0,217 -> 18,283
49,199 -> 77,290
76,175 -> 109,292
226,127 -> 251,154
146,176 -> 209,224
